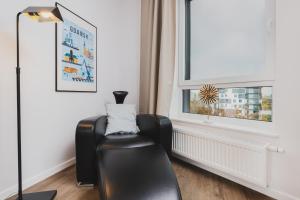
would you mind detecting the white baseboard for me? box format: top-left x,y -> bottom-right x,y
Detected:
173,153 -> 300,200
0,157 -> 75,200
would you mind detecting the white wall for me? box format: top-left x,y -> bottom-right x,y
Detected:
0,0 -> 140,199
269,0 -> 300,199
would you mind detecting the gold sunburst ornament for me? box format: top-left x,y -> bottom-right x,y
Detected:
200,84 -> 218,105
199,84 -> 218,121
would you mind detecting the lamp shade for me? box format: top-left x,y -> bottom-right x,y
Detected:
22,7 -> 63,22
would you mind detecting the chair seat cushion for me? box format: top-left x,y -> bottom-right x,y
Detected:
98,134 -> 154,150
96,145 -> 181,200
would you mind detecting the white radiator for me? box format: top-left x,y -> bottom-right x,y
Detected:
172,127 -> 268,187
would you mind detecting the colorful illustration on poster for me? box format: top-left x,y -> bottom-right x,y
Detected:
61,19 -> 95,83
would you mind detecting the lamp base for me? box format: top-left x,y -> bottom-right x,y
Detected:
16,190 -> 57,200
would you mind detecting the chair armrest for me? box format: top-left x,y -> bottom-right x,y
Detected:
136,114 -> 173,157
75,115 -> 107,184
156,115 -> 173,157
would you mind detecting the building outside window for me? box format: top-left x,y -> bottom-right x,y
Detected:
183,87 -> 272,122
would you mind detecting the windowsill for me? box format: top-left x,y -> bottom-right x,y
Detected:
171,117 -> 279,138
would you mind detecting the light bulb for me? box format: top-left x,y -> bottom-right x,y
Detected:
39,12 -> 52,19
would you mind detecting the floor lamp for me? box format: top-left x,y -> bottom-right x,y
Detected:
16,6 -> 63,200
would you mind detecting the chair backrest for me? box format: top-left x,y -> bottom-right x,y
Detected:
94,114 -> 160,143
136,114 -> 160,143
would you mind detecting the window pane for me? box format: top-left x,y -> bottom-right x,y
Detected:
183,87 -> 272,122
187,0 -> 266,80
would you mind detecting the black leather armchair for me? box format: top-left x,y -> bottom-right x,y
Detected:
75,114 -> 173,185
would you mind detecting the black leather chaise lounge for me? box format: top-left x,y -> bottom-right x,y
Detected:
75,114 -> 182,200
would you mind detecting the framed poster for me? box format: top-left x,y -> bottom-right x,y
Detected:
55,2 -> 97,92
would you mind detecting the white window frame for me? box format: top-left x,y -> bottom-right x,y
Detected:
172,0 -> 277,134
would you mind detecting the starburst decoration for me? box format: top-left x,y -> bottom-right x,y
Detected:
200,84 -> 218,105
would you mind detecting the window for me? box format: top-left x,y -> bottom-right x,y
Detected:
176,0 -> 275,123
183,87 -> 272,122
182,0 -> 275,83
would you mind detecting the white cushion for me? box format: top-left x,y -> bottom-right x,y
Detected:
105,104 -> 139,136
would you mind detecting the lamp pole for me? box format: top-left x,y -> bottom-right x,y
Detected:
16,11 -> 23,200
14,6 -> 63,200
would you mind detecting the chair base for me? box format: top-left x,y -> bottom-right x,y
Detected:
77,182 -> 94,187
16,190 -> 57,200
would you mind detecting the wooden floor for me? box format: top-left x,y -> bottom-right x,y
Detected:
6,159 -> 273,200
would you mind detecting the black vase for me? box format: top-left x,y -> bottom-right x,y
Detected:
113,91 -> 128,104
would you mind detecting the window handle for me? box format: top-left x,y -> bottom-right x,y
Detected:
267,18 -> 274,34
